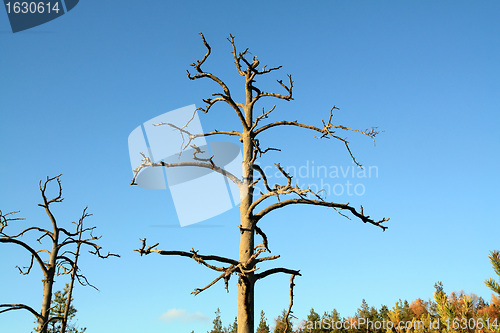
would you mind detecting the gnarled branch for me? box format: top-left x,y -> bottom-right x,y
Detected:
0,304 -> 42,319
252,74 -> 294,104
130,152 -> 242,187
255,268 -> 301,281
255,198 -> 389,230
153,119 -> 241,153
0,237 -> 49,275
254,107 -> 381,166
135,238 -> 239,267
188,33 -> 248,129
0,210 -> 25,234
283,274 -> 297,333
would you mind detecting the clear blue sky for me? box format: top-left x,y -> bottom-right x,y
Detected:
1,1 -> 499,332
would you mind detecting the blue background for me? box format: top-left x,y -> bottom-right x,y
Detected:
1,1 -> 499,332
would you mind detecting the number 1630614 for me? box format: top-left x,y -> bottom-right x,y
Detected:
5,2 -> 61,14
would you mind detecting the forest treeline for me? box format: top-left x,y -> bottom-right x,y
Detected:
203,251 -> 500,333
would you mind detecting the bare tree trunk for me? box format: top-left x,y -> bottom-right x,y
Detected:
237,190 -> 255,333
38,268 -> 55,333
237,272 -> 254,333
238,103 -> 255,333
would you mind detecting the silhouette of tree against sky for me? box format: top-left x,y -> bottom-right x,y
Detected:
0,175 -> 118,333
132,33 -> 388,333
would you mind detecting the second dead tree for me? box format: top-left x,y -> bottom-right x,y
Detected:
0,175 -> 118,333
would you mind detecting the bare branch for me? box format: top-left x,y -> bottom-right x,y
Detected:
0,304 -> 42,319
86,242 -> 119,259
37,175 -> 65,248
255,198 -> 389,231
235,50 -> 283,77
153,120 -> 241,152
243,247 -> 267,269
130,152 -> 242,187
4,226 -> 54,243
74,272 -> 99,291
253,165 -> 383,235
250,105 -> 276,132
190,144 -> 215,167
315,110 -> 381,164
255,268 -> 301,281
252,74 -> 294,104
16,254 -> 35,275
255,255 -> 280,264
135,239 -> 263,295
228,34 -> 248,76
256,64 -> 283,75
0,238 -> 48,275
0,210 -> 25,234
187,33 -> 248,129
252,164 -> 273,193
187,33 -> 230,96
254,225 -> 270,252
135,238 -> 239,266
254,107 -> 382,166
191,264 -> 240,295
38,174 -> 64,207
251,138 -> 281,163
283,274 -> 297,333
250,163 -> 323,213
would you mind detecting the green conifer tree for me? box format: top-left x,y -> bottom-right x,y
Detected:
208,308 -> 224,333
325,309 -> 344,333
379,305 -> 389,321
485,250 -> 500,296
354,299 -> 381,333
400,300 -> 412,323
256,311 -> 270,333
433,281 -> 458,331
304,308 -> 322,333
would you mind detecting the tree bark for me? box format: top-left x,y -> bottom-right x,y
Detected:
238,124 -> 255,333
38,267 -> 55,333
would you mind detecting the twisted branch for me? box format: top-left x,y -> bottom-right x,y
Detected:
130,153 -> 242,187
0,304 -> 42,319
255,198 -> 388,230
254,107 -> 381,166
283,274 -> 297,333
188,33 -> 247,129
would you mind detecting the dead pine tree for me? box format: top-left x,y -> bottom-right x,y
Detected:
0,175 -> 118,333
131,33 -> 389,333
